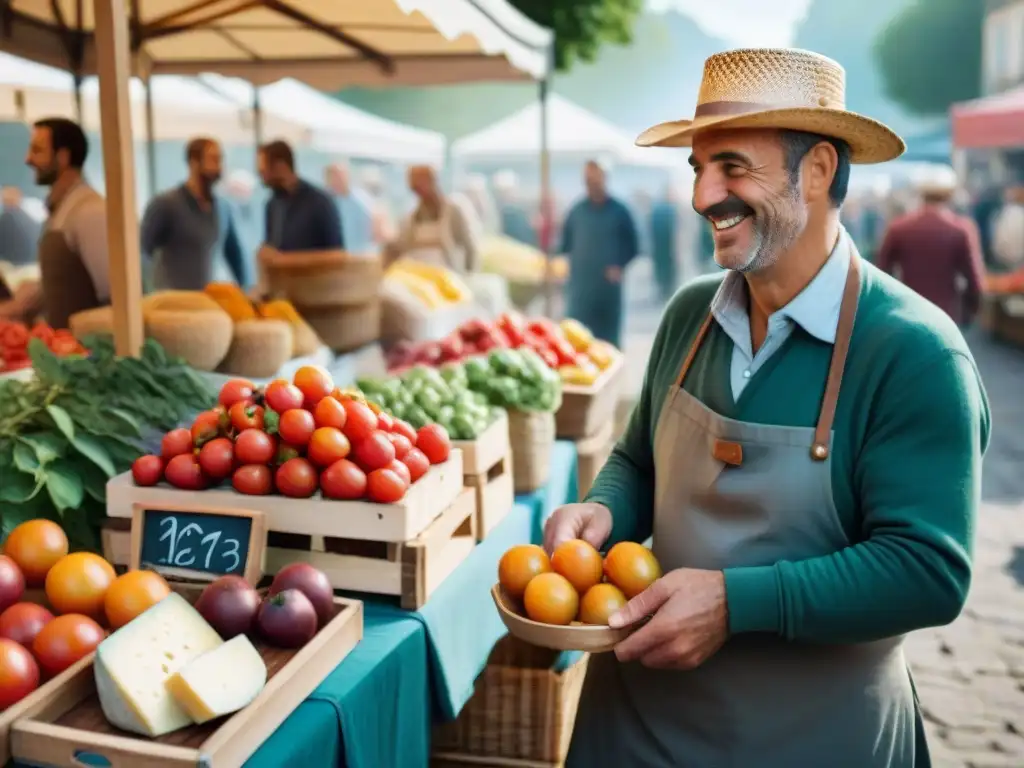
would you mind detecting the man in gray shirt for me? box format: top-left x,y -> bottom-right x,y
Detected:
260,141 -> 343,253
141,137 -> 249,290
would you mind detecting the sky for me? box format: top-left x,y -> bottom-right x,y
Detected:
647,0 -> 814,47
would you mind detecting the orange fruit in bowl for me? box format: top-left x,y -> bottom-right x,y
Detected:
498,545 -> 551,599
603,542 -> 662,599
578,583 -> 628,625
551,539 -> 603,594
523,573 -> 579,626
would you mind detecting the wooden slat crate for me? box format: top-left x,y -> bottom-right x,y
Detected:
455,413 -> 515,541
555,355 -> 624,440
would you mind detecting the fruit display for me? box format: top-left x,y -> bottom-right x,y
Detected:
131,366 -> 453,504
385,312 -> 620,387
497,541 -> 662,627
383,259 -> 472,310
479,235 -> 569,285
0,321 -> 85,374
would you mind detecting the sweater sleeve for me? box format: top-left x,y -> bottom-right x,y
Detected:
723,349 -> 990,642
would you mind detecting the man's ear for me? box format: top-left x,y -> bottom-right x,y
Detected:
803,142 -> 838,204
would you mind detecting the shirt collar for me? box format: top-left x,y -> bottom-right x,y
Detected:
46,180 -> 86,214
711,225 -> 854,348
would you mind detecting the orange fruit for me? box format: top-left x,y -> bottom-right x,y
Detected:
104,570 -> 171,629
578,583 -> 627,625
45,553 -> 116,619
293,366 -> 334,410
498,545 -> 551,599
603,542 -> 662,599
551,539 -> 603,594
4,520 -> 69,586
523,573 -> 579,626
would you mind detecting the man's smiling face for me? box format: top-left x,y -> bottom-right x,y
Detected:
689,128 -> 808,274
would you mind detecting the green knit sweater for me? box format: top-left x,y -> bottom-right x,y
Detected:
586,263 -> 991,642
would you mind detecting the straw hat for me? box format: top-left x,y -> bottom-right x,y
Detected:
636,48 -> 905,165
913,165 -> 958,196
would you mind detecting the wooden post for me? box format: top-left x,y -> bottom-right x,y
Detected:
93,0 -> 144,357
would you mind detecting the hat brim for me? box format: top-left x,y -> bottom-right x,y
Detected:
635,108 -> 905,165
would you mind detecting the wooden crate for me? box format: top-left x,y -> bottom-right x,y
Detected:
264,488 -> 477,609
575,421 -> 616,500
9,585 -> 363,768
106,450 -> 464,543
554,354 -> 625,440
454,413 -> 515,541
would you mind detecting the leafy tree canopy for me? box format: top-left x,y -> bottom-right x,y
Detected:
510,0 -> 644,71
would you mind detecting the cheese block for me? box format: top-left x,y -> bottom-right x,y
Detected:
94,593 -> 224,737
165,635 -> 267,724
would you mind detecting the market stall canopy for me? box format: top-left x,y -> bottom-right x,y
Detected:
452,94 -> 677,168
0,0 -> 553,87
0,53 -> 311,144
951,87 -> 1024,150
200,75 -> 446,165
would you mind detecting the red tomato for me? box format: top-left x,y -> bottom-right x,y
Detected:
32,614 -> 105,677
229,402 -> 265,432
50,336 -> 82,356
275,458 -> 318,498
386,459 -> 411,487
0,603 -> 53,648
1,324 -> 29,351
352,432 -> 396,472
320,459 -> 368,500
390,419 -> 417,445
29,322 -> 55,344
294,366 -> 334,410
376,412 -> 394,432
164,454 -> 208,491
198,438 -> 235,480
385,432 -> 413,460
233,465 -> 273,495
342,400 -> 377,443
278,409 -> 316,447
131,455 -> 163,486
528,318 -> 561,341
401,447 -> 430,482
366,468 -> 408,504
416,425 -> 451,465
190,410 -> 223,447
264,379 -> 304,413
160,428 -> 192,460
234,429 -> 277,465
218,379 -> 254,410
307,428 -> 352,468
550,337 -> 579,367
313,397 -> 347,430
0,639 -> 39,708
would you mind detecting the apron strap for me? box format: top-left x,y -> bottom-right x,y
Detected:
673,312 -> 715,388
811,254 -> 861,461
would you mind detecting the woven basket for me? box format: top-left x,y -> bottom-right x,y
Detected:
261,247 -> 382,308
432,636 -> 589,766
507,409 -> 555,493
299,300 -> 381,353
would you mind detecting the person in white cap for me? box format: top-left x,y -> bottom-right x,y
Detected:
545,48 -> 989,768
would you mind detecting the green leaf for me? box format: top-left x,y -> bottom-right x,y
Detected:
1,502 -> 43,540
264,409 -> 280,435
69,433 -> 116,477
21,433 -> 66,465
79,461 -> 110,503
45,460 -> 85,513
108,407 -> 143,438
13,442 -> 40,475
30,339 -> 68,385
0,471 -> 43,503
46,404 -> 76,440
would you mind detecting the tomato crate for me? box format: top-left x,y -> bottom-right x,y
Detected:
575,420 -> 616,500
554,354 -> 625,440
453,412 -> 515,542
8,584 -> 363,768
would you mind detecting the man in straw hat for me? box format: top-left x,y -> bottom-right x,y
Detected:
877,167 -> 986,326
544,48 -> 990,767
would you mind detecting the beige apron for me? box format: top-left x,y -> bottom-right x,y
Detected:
405,204 -> 457,270
567,254 -> 922,767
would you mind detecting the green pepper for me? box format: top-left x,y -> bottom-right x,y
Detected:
415,388 -> 443,416
488,376 -> 521,408
440,363 -> 468,387
450,413 -> 478,440
438,405 -> 455,423
390,401 -> 408,420
464,357 -> 490,387
356,376 -> 388,393
405,406 -> 430,429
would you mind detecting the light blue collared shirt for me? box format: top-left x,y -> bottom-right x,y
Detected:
710,229 -> 852,400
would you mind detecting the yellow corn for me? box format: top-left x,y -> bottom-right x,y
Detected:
559,364 -> 600,386
586,341 -> 617,371
560,318 -> 594,353
204,282 -> 257,322
385,272 -> 445,309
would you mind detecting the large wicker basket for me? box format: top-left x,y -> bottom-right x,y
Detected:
508,409 -> 556,493
432,636 -> 589,766
298,300 -> 381,353
260,247 -> 382,308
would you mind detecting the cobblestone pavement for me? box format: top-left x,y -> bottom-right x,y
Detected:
619,260 -> 1024,768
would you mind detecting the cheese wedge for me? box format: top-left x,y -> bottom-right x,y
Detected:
94,593 -> 224,736
165,635 -> 267,724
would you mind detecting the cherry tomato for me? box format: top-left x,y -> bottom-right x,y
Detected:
386,459 -> 411,487
164,454 -> 208,491
198,437 -> 235,480
264,379 -> 304,413
313,397 -> 347,430
233,464 -> 273,495
191,410 -> 223,447
320,459 -> 368,500
416,424 -> 452,465
341,400 -> 377,443
0,603 -> 54,647
352,431 -> 396,472
401,447 -> 430,482
0,638 -> 39,708
385,432 -> 413,460
160,428 -> 192,460
376,412 -> 394,432
131,455 -> 163,486
278,409 -> 316,448
390,419 -> 418,445
294,366 -> 334,410
229,401 -> 265,432
275,458 -> 318,498
32,614 -> 105,677
218,378 -> 255,410
234,429 -> 276,465
366,468 -> 407,504
307,428 -> 351,468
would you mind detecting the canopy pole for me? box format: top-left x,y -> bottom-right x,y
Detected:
94,0 -> 144,357
539,76 -> 554,319
253,85 -> 264,150
73,76 -> 83,123
144,79 -> 157,200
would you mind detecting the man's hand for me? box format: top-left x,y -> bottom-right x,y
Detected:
605,266 -> 623,284
543,503 -> 613,555
610,568 -> 729,670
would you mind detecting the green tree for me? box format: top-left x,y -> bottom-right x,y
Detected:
873,0 -> 983,116
510,0 -> 644,70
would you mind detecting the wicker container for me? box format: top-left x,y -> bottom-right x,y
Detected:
507,409 -> 555,493
432,636 -> 589,766
299,300 -> 381,353
218,319 -> 294,379
261,247 -> 382,308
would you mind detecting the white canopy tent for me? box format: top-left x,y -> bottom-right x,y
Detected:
199,75 -> 446,165
452,94 -> 676,168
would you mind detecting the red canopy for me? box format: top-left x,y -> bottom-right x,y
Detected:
952,86 -> 1024,149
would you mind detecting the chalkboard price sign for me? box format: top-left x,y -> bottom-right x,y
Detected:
130,503 -> 266,585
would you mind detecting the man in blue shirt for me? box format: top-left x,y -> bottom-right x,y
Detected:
325,162 -> 373,253
259,141 -> 343,253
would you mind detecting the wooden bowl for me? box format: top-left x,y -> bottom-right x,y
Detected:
491,584 -> 631,653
